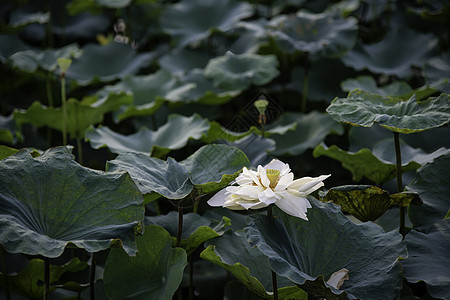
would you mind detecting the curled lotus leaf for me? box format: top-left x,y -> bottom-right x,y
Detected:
321,185 -> 422,222
327,89 -> 450,134
0,147 -> 144,258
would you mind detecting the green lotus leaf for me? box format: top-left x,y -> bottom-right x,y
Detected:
0,147 -> 144,258
86,114 -> 210,157
0,35 -> 28,63
0,257 -> 87,299
160,49 -> 212,74
102,70 -> 195,122
341,75 -> 440,101
9,44 -> 81,73
180,144 -> 250,194
106,153 -> 193,201
161,0 -> 253,48
201,231 -> 308,299
9,11 -> 49,27
14,92 -> 132,139
0,145 -> 40,160
145,212 -> 230,255
67,0 -> 133,15
327,90 -> 450,134
178,69 -> 241,105
341,76 -> 413,97
371,138 -> 450,166
268,10 -> 358,59
321,185 -> 422,222
65,43 -> 153,85
313,143 -> 420,185
289,59 -> 356,102
204,52 -> 280,90
402,219 -> 450,299
224,133 -> 276,167
342,28 -> 438,77
407,153 -> 450,228
103,225 -> 187,300
106,144 -> 250,200
0,114 -> 22,144
202,122 -> 261,144
271,112 -> 344,156
246,201 -> 407,300
423,52 -> 450,93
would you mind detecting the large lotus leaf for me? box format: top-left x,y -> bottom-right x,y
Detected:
326,90 -> 450,134
0,257 -> 87,299
246,201 -> 407,300
321,185 -> 421,222
407,153 -> 450,228
103,70 -> 195,122
160,0 -> 253,48
270,111 -> 344,156
65,43 -> 153,85
106,153 -> 192,200
201,231 -> 308,299
103,225 -> 187,300
423,52 -> 450,93
313,143 -> 420,185
203,122 -> 261,144
341,28 -> 438,77
145,212 -> 230,255
0,114 -> 22,144
268,10 -> 357,59
204,52 -> 280,90
179,144 -> 250,194
178,69 -> 241,105
0,147 -> 144,258
288,59 -> 356,102
86,114 -> 210,157
14,92 -> 132,139
341,76 -> 413,97
9,44 -> 81,73
402,219 -> 450,299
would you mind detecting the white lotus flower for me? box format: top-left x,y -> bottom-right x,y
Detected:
208,159 -> 330,220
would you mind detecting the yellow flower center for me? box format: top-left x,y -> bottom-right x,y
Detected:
266,169 -> 280,188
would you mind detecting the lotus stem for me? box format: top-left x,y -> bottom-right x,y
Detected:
61,75 -> 67,146
393,132 -> 405,236
44,257 -> 50,300
45,73 -> 54,147
301,55 -> 310,114
90,252 -> 96,300
177,200 -> 184,248
267,206 -> 279,300
189,256 -> 194,300
76,137 -> 83,165
0,247 -> 11,300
